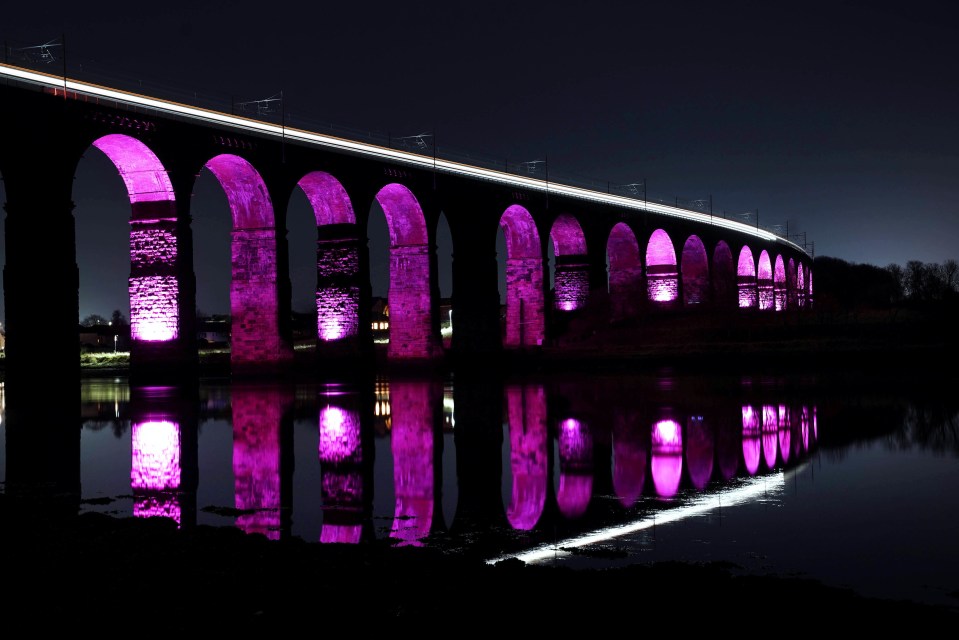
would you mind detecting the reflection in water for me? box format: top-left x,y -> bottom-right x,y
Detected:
390,381 -> 436,546
131,419 -> 181,522
505,385 -> 548,531
686,416 -> 713,491
762,405 -> 778,470
742,405 -> 762,475
651,419 -> 683,498
318,397 -> 365,544
557,418 -> 592,519
778,405 -> 792,464
612,407 -> 647,508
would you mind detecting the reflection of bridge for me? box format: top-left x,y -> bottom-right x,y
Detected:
0,61 -> 813,386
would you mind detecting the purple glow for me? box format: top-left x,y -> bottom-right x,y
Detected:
686,417 -> 714,491
646,229 -> 678,303
550,214 -> 589,312
131,419 -> 181,491
557,418 -> 593,518
500,205 -> 545,347
757,250 -> 774,310
774,255 -> 787,311
206,154 -> 292,370
651,419 -> 683,498
607,223 -> 643,321
506,385 -> 548,531
737,246 -> 757,308
298,171 -> 356,226
612,409 -> 646,508
681,235 -> 709,306
742,405 -> 761,476
712,240 -> 735,308
233,386 -> 290,540
319,406 -> 361,464
797,263 -> 806,308
778,404 -> 792,464
762,405 -> 778,469
91,135 -> 181,345
390,381 -> 435,546
376,184 -> 439,359
318,399 -> 364,545
807,268 -> 814,309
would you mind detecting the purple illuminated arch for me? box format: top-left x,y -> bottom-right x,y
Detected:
651,419 -> 683,498
762,405 -> 779,469
91,134 -> 179,344
712,240 -> 736,308
557,418 -> 593,519
800,406 -> 811,451
742,405 -> 761,476
686,417 -> 713,491
296,171 -> 360,344
505,385 -> 548,531
612,408 -> 647,508
773,255 -> 787,311
318,399 -> 364,544
797,263 -> 806,308
681,235 -> 709,306
737,246 -> 758,308
787,258 -> 798,308
757,250 -> 774,310
607,222 -> 643,321
499,205 -> 544,347
375,184 -> 440,359
646,229 -> 678,304
389,381 -> 436,546
549,214 -> 589,311
204,154 -> 293,371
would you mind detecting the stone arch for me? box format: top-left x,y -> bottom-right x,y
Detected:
499,205 -> 544,347
549,213 -> 588,312
787,258 -> 798,308
797,263 -> 806,308
374,183 -> 439,359
807,267 -> 814,309
757,249 -> 774,310
90,134 -> 179,346
204,153 -> 292,371
606,222 -> 642,321
737,245 -> 757,308
646,229 -> 678,305
712,240 -> 735,308
774,255 -> 787,311
681,235 -> 709,306
295,171 -> 360,344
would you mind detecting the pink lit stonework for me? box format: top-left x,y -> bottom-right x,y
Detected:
557,418 -> 593,518
550,214 -> 589,312
607,223 -> 643,321
92,134 -> 180,345
738,246 -> 757,308
757,250 -> 774,310
774,255 -> 787,311
506,385 -> 548,531
131,419 -> 181,522
390,381 -> 435,546
646,229 -> 678,304
319,403 -> 364,545
376,184 -> 439,359
500,205 -> 545,347
797,263 -> 806,308
651,419 -> 683,499
681,235 -> 709,306
762,404 -> 779,470
742,405 -> 761,475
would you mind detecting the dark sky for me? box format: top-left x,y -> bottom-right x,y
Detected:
2,1 -> 958,321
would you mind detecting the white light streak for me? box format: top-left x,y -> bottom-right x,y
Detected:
0,62 -> 805,253
487,472 -> 785,565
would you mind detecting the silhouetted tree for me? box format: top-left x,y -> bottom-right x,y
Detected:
80,314 -> 109,327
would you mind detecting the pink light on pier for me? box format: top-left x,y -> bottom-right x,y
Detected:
742,405 -> 761,475
550,214 -> 589,312
557,418 -> 593,518
651,419 -> 683,498
131,419 -> 182,522
646,229 -> 678,304
738,246 -> 757,308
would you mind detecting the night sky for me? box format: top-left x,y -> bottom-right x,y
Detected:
2,2 -> 957,321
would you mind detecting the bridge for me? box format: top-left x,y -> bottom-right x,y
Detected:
0,60 -> 812,387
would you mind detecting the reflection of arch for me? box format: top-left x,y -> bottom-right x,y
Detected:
686,417 -> 713,491
762,405 -> 778,469
737,246 -> 757,308
91,134 -> 179,345
612,408 -> 646,508
375,183 -> 439,359
773,255 -> 787,311
712,240 -> 736,308
607,223 -> 643,321
557,418 -> 592,518
297,171 -> 359,344
205,154 -> 293,371
757,250 -> 774,310
651,419 -> 682,498
797,263 -> 806,308
646,229 -> 678,304
549,214 -> 589,311
389,381 -> 436,546
318,398 -> 365,544
742,405 -> 761,476
499,205 -> 544,347
777,404 -> 792,465
131,419 -> 182,523
681,235 -> 709,306
716,413 -> 740,481
505,385 -> 548,530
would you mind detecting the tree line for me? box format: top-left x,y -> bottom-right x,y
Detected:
813,256 -> 959,311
